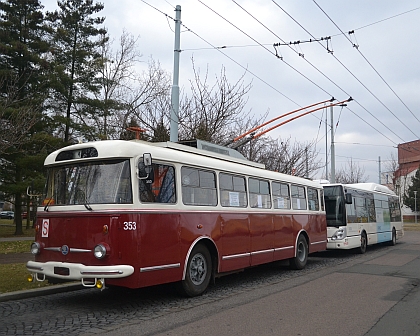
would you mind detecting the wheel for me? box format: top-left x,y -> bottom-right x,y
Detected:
358,232 -> 367,254
388,228 -> 397,246
289,235 -> 308,270
179,244 -> 212,297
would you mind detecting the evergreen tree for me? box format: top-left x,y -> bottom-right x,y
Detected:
0,0 -> 53,235
46,0 -> 107,143
403,166 -> 420,213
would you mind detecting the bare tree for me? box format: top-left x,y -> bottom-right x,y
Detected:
178,59 -> 252,143
254,137 -> 322,178
93,30 -> 141,140
382,152 -> 399,190
123,58 -> 172,140
335,159 -> 369,184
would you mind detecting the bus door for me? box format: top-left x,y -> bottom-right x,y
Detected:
137,159 -> 181,287
219,173 -> 251,272
249,178 -> 274,266
220,213 -> 251,272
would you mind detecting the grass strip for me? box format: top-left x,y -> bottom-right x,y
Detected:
0,263 -> 51,294
0,241 -> 32,254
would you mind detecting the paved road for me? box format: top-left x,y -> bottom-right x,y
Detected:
1,232 -> 420,336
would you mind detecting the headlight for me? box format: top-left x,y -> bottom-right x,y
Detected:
30,242 -> 41,255
94,244 -> 107,259
331,228 -> 346,241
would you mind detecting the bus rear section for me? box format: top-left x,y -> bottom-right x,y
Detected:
323,183 -> 403,253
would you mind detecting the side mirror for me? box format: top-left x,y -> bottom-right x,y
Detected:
138,153 -> 153,180
143,153 -> 152,175
345,193 -> 352,204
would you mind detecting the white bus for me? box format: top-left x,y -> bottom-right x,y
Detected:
323,183 -> 403,253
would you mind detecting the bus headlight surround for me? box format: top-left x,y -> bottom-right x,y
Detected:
94,244 -> 109,259
331,228 -> 346,241
30,242 -> 41,255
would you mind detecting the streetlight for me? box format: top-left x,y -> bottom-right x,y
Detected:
414,191 -> 418,224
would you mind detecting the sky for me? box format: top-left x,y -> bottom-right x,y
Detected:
42,0 -> 420,183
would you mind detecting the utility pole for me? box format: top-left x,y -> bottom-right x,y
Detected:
378,156 -> 381,184
415,190 -> 418,224
170,5 -> 181,142
325,106 -> 328,181
330,104 -> 335,183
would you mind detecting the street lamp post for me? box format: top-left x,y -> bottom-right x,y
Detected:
415,191 -> 418,224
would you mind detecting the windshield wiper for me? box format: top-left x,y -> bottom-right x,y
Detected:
44,195 -> 54,212
84,196 -> 93,211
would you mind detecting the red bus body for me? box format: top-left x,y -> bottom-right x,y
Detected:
28,140 -> 326,295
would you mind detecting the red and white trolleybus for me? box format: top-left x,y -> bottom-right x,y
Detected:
27,139 -> 327,296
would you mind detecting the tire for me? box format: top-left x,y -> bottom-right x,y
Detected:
289,235 -> 308,270
358,232 -> 367,254
389,228 -> 397,246
179,244 -> 212,297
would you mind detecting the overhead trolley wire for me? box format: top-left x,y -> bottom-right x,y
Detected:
312,0 -> 420,133
198,0 -> 333,98
229,0 -> 406,144
140,0 -> 302,107
269,0 -> 412,143
141,0 -> 406,146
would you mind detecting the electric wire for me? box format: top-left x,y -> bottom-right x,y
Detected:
312,0 -> 420,131
141,0 -> 408,151
328,6 -> 420,38
198,0 -> 333,98
140,0 -> 301,107
231,0 -> 406,144
184,7 -> 420,51
272,0 -> 410,142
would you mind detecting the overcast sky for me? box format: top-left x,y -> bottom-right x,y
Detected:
43,0 -> 420,182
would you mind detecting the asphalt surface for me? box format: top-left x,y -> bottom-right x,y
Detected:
1,231 -> 420,336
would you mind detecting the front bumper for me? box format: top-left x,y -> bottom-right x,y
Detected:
27,261 -> 134,281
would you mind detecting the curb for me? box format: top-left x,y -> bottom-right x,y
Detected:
0,283 -> 84,303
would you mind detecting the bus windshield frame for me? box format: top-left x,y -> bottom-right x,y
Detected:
44,159 -> 133,206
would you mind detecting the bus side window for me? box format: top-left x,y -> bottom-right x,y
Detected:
389,197 -> 401,222
249,178 -> 271,209
291,185 -> 307,210
272,182 -> 290,209
220,173 -> 247,207
367,198 -> 376,222
307,187 -> 319,211
139,163 -> 176,203
181,167 -> 217,206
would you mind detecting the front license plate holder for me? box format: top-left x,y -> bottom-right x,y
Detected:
54,266 -> 70,276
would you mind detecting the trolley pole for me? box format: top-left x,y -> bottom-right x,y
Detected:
170,5 -> 181,143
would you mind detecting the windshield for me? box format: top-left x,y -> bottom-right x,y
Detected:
45,159 -> 132,205
323,185 -> 346,227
